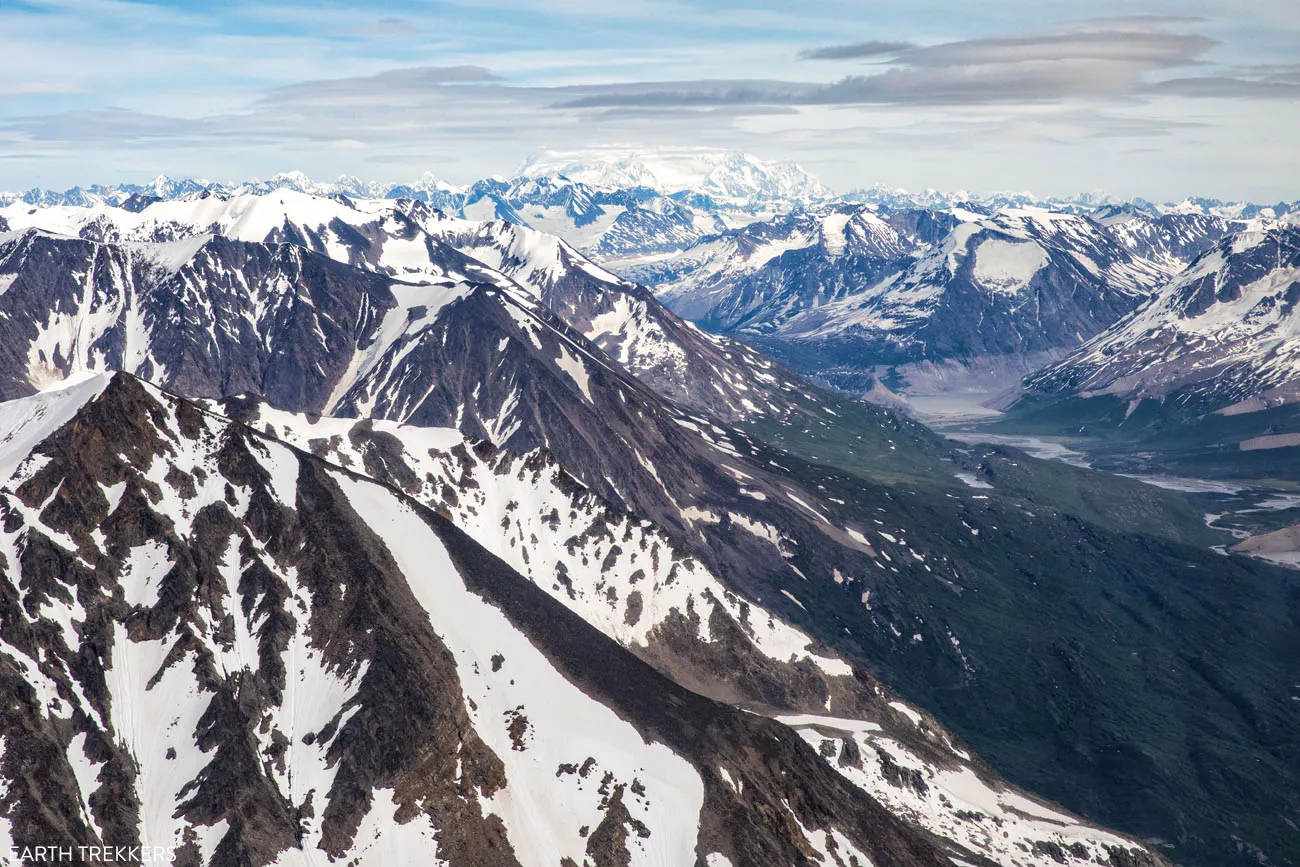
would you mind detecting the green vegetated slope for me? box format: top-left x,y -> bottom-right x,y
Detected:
1000,391 -> 1300,483
738,387 -> 1300,867
749,388 -> 1225,547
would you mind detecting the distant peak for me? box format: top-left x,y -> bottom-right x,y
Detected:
515,147 -> 829,204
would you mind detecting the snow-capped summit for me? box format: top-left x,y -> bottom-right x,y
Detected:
264,169 -> 323,192
516,147 -> 831,206
146,174 -> 186,198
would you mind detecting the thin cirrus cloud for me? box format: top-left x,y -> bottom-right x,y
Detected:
2,23 -> 1291,148
1148,63 -> 1300,98
260,66 -> 503,106
560,28 -> 1221,109
798,41 -> 917,61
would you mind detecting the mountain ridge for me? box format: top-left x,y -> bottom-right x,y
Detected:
998,224 -> 1300,480
0,369 -> 1171,867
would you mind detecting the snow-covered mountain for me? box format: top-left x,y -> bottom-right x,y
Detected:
517,148 -> 831,206
0,373 -> 895,864
457,175 -> 729,261
639,205 -> 939,329
0,359 -> 1171,867
414,214 -> 803,421
0,217 -> 715,536
8,165 -> 1291,283
0,190 -> 806,424
0,154 -> 802,258
0,171 -> 464,211
1153,196 -> 1298,220
637,203 -> 1230,398
1020,224 -> 1300,412
8,165 -> 1294,228
0,194 -> 960,661
1091,206 -> 1232,270
837,186 -> 1074,214
1,193 -> 967,668
219,394 -> 1175,867
0,166 -> 746,268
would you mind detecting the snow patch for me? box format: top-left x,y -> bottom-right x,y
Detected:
973,238 -> 1048,293
0,372 -> 111,484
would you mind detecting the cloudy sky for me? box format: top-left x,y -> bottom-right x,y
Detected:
2,0 -> 1298,200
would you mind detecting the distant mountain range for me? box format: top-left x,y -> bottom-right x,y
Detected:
5,152 -> 1295,220
0,169 -> 462,210
7,157 -> 1296,415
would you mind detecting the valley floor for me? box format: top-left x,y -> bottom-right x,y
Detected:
934,412 -> 1300,569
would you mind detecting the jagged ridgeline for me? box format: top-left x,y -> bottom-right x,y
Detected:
0,189 -> 1295,867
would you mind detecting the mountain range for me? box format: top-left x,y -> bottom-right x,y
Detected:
1024,224 -> 1300,411
631,202 -> 1235,402
0,371 -> 1000,867
1001,224 -> 1300,481
1,185 -> 1299,867
8,161 -> 1287,416
0,189 -> 1178,867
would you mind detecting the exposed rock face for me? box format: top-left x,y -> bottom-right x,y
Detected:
0,206 -> 910,595
419,216 -> 809,422
0,228 -> 395,406
1095,208 -> 1230,269
0,223 -> 718,526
